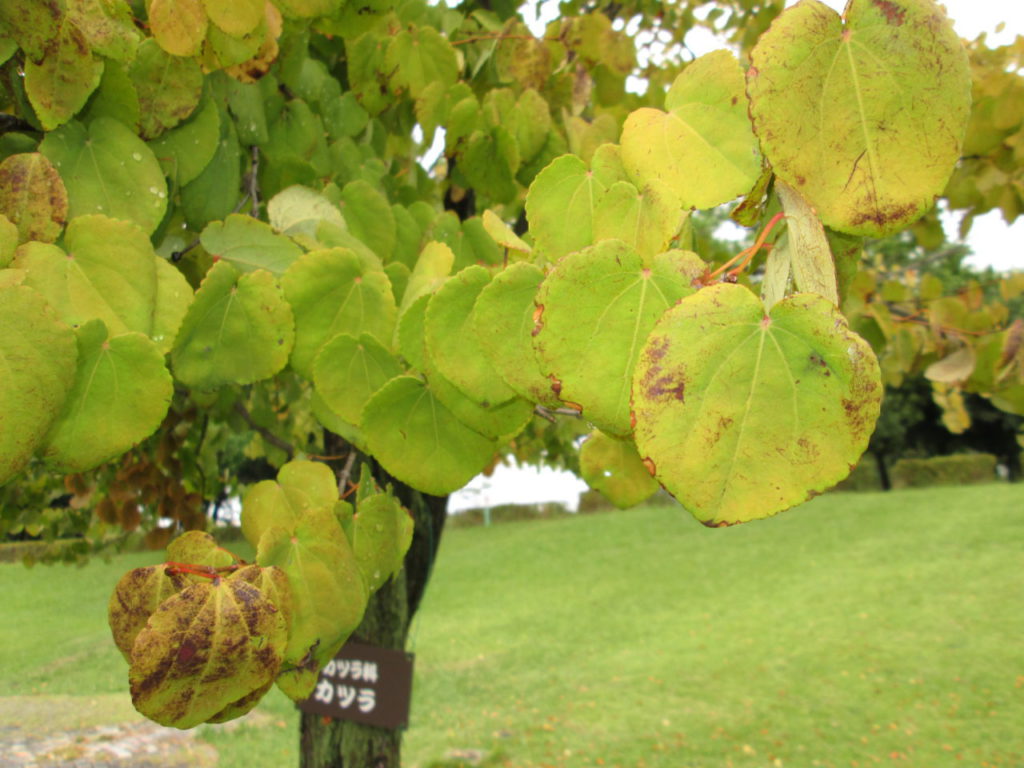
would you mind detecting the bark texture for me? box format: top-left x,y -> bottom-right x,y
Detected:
299,443 -> 448,768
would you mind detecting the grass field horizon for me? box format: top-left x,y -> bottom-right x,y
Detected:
3,483 -> 1022,767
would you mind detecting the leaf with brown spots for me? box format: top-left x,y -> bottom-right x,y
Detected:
533,240 -> 704,436
579,429 -> 659,509
24,20 -> 104,131
128,576 -> 288,729
746,0 -> 971,236
107,564 -> 187,662
632,283 -> 882,525
0,153 -> 68,244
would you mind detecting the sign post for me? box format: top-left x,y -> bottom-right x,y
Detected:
296,641 -> 415,730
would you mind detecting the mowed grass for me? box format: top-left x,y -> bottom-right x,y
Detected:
2,484 -> 1022,768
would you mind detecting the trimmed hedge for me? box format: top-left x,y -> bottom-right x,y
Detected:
890,453 -> 998,489
833,454 -> 885,492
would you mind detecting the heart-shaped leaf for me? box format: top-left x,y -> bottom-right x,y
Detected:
128,577 -> 288,728
40,117 -> 168,235
171,261 -> 294,389
0,285 -> 78,484
42,320 -> 173,473
473,261 -> 560,408
746,0 -> 971,236
631,283 -> 882,526
621,50 -> 761,210
534,241 -> 704,436
426,265 -> 516,407
282,248 -> 397,378
362,375 -> 497,496
524,154 -> 607,261
314,333 -> 404,426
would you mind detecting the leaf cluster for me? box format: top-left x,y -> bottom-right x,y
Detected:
108,459 -> 412,728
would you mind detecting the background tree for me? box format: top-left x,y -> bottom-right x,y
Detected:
0,0 -> 1022,766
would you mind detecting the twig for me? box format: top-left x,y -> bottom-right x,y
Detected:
170,238 -> 200,262
233,402 -> 295,460
337,451 -> 357,498
534,405 -> 583,423
247,146 -> 261,219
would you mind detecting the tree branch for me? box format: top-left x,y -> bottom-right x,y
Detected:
233,402 -> 295,460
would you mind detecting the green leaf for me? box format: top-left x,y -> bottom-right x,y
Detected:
13,214 -> 158,336
67,0 -> 141,61
314,333 -> 403,426
426,265 -> 516,407
592,180 -> 682,259
223,77 -> 270,145
511,89 -> 551,163
460,126 -> 519,204
241,482 -> 305,551
42,320 -> 173,473
579,429 -> 659,509
351,491 -> 413,593
282,248 -> 397,378
128,577 -> 288,729
620,50 -> 761,211
339,180 -> 395,260
397,293 -> 431,372
108,565 -> 186,661
147,0 -> 207,57
267,185 -> 345,241
24,21 -> 104,131
362,375 -> 497,496
525,154 -> 606,262
180,108 -> 241,230
590,142 -> 629,188
81,60 -> 140,129
256,510 -> 366,682
148,90 -> 221,186
128,38 -> 204,139
534,241 -> 704,436
151,257 -> 193,354
426,371 -> 534,441
746,0 -> 971,236
473,261 -> 560,408
385,26 -> 458,100
39,118 -> 168,235
171,261 -> 295,389
0,152 -> 68,243
205,0 -> 263,37
0,285 -> 77,484
632,283 -> 882,526
200,214 -> 304,275
0,214 -> 17,267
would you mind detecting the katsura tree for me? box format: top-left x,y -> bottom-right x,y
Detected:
0,0 -> 1022,765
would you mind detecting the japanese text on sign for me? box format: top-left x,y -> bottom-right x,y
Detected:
297,641 -> 414,730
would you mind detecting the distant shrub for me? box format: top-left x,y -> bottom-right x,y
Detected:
832,454 -> 884,492
890,453 -> 998,489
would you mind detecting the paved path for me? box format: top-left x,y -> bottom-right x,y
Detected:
0,721 -> 217,768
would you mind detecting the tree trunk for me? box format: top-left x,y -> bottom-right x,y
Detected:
299,441 -> 449,768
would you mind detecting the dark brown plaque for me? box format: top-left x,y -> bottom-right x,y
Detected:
296,641 -> 415,730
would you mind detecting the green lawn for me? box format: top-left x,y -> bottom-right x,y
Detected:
3,484 -> 1023,767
